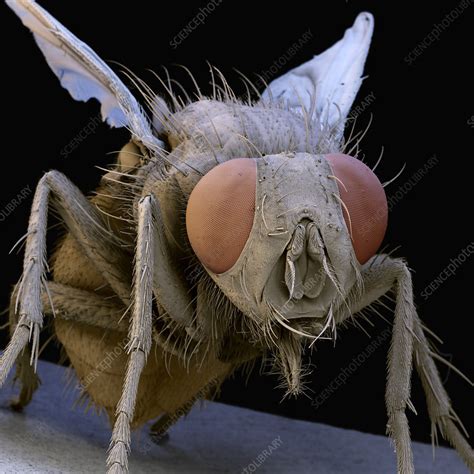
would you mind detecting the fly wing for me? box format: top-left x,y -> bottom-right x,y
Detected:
6,0 -> 163,151
260,12 -> 374,139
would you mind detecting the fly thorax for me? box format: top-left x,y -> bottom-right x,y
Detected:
165,100 -> 330,162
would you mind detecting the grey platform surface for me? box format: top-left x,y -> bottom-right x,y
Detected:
0,359 -> 469,473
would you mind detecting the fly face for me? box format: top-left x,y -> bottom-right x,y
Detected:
186,152 -> 387,339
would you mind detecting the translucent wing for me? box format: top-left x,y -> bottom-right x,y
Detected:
6,0 -> 162,150
260,12 -> 374,137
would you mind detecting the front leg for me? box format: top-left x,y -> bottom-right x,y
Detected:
336,255 -> 474,472
107,195 -> 155,474
7,281 -> 127,411
0,170 -> 131,388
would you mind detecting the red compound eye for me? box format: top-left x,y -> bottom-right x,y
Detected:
186,158 -> 257,274
326,153 -> 388,264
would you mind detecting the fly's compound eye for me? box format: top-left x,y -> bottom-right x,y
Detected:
326,153 -> 388,264
186,158 -> 256,273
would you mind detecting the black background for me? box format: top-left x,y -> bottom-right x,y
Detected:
1,0 -> 473,447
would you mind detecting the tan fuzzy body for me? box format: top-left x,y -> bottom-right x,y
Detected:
51,159 -> 233,428
55,316 -> 231,427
